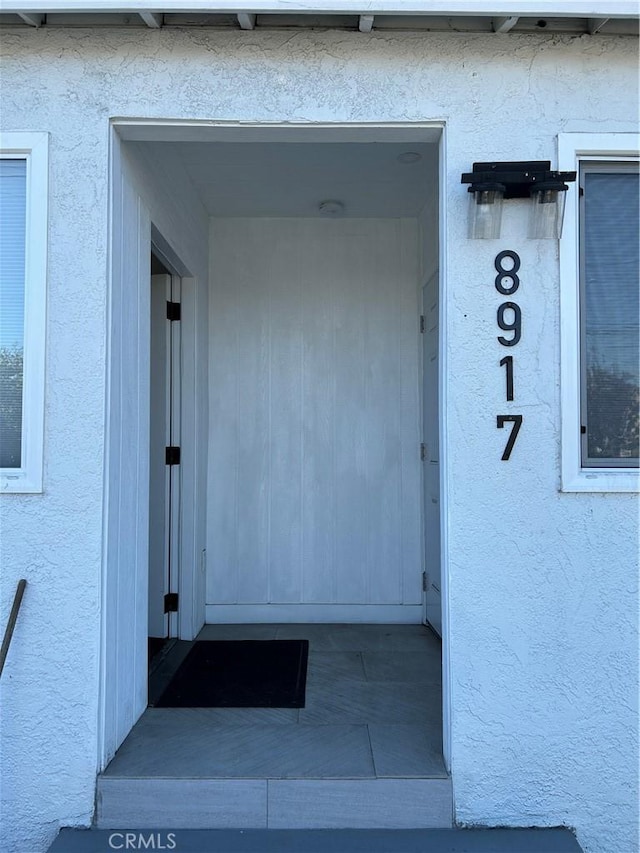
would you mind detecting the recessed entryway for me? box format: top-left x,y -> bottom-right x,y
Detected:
125,133 -> 442,628
103,121 -> 450,802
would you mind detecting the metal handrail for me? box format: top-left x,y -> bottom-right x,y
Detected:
0,579 -> 27,678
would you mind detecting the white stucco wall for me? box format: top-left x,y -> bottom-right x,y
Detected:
0,25 -> 637,853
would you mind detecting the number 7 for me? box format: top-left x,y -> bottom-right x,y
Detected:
497,415 -> 523,461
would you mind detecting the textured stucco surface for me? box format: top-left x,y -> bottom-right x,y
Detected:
0,25 -> 638,853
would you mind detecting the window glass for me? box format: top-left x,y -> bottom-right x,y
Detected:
0,159 -> 26,469
581,168 -> 640,467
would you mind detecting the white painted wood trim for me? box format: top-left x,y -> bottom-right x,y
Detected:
99,124 -> 119,770
101,153 -> 153,766
168,274 -> 180,637
558,132 -> 640,494
113,121 -> 444,145
437,127 -> 451,775
175,277 -> 204,641
1,1 -> 635,18
206,604 -> 424,623
147,239 -> 202,643
0,132 -> 48,494
149,231 -> 206,644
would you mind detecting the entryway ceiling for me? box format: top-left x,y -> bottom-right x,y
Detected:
134,141 -> 438,218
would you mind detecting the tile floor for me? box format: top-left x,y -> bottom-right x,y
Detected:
104,624 -> 446,781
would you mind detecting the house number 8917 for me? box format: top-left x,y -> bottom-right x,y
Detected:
495,251 -> 523,460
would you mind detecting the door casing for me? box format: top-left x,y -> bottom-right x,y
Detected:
101,119 -> 451,773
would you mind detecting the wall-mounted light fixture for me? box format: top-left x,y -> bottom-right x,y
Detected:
461,161 -> 576,239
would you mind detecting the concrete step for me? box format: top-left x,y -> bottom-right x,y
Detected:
48,827 -> 584,852
96,777 -> 453,830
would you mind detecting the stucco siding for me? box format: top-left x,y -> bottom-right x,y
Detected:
0,26 -> 637,853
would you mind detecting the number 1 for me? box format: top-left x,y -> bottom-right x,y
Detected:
499,355 -> 514,401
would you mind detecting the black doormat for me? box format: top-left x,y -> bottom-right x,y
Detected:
154,639 -> 309,708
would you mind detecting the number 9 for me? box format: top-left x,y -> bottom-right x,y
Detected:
497,302 -> 521,346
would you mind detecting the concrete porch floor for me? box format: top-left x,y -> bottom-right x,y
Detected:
96,624 -> 452,829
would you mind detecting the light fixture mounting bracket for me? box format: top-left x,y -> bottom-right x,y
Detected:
461,161 -> 576,198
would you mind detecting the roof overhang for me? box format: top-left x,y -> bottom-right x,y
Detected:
1,0 -> 637,36
0,1 -> 637,16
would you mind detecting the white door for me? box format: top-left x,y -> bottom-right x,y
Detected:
148,273 -> 181,639
422,273 -> 442,636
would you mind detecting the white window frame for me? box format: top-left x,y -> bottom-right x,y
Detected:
559,132 -> 640,493
0,132 -> 48,494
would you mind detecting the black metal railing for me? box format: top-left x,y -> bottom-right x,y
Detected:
0,579 -> 27,678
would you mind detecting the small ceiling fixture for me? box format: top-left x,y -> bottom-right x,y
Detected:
461,161 -> 576,239
397,151 -> 422,164
318,200 -> 345,216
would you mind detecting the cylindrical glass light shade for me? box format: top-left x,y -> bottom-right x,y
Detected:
468,185 -> 504,239
529,185 -> 567,239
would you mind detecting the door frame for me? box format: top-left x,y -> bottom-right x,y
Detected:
421,270 -> 442,638
150,225 -> 205,652
148,270 -> 173,642
100,119 -> 451,774
149,262 -> 183,641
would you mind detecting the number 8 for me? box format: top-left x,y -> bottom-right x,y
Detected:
495,250 -> 521,295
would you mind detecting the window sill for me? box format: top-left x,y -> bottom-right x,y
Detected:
1,473 -> 43,494
561,469 -> 640,493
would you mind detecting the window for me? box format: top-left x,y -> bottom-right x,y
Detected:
0,133 -> 48,493
559,133 -> 640,492
581,164 -> 639,467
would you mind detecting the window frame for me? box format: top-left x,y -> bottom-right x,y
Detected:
559,132 -> 640,493
0,132 -> 48,494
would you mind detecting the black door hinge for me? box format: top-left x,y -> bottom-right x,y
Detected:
165,446 -> 181,465
420,315 -> 426,333
164,592 -> 179,613
167,301 -> 181,321
422,571 -> 428,592
420,442 -> 427,461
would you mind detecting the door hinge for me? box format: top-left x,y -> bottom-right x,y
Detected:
420,442 -> 427,461
420,315 -> 425,333
165,446 -> 181,465
422,571 -> 428,592
164,592 -> 179,613
166,301 -> 181,321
